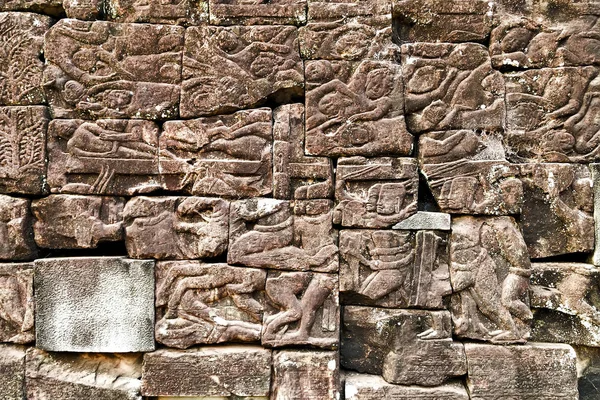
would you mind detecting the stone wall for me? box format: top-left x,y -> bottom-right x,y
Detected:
0,0 -> 599,399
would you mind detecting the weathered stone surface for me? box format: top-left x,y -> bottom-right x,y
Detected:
63,0 -> 102,19
181,26 -> 303,118
263,271 -> 339,348
0,13 -> 51,106
47,119 -> 162,195
124,197 -> 228,260
106,0 -> 208,24
210,0 -> 306,25
271,350 -> 339,400
465,343 -> 579,400
155,261 -> 265,349
32,195 -> 124,249
340,229 -> 451,308
0,263 -> 34,344
0,196 -> 37,260
229,199 -> 338,273
393,211 -> 451,230
593,163 -> 600,265
34,257 -> 155,352
530,263 -> 600,347
0,106 -> 48,195
44,20 -> 183,120
333,157 -> 418,228
402,43 -> 505,133
305,60 -> 412,157
344,373 -> 469,400
450,216 -> 532,343
341,307 -> 466,386
160,108 -> 273,197
0,344 -> 26,400
576,346 -> 600,400
26,348 -> 142,400
0,0 -> 62,15
273,104 -> 333,200
519,163 -> 594,258
141,346 -> 271,397
504,67 -> 600,162
393,0 -> 493,43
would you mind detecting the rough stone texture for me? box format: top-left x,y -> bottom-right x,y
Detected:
181,25 -> 303,118
450,216 -> 532,343
273,104 -> 333,200
0,0 -> 62,15
106,0 -> 208,24
155,261 -> 265,349
26,348 -> 142,400
262,271 -> 339,348
141,346 -> 271,397
342,306 -> 467,386
333,157 -> 418,228
47,119 -> 162,195
339,229 -> 451,308
393,211 -> 451,230
229,198 -> 338,273
124,197 -> 229,260
530,263 -> 600,347
34,257 -> 155,352
593,163 -> 600,265
0,196 -> 37,260
305,60 -> 412,157
465,343 -> 579,400
210,0 -> 306,25
160,108 -> 273,197
44,20 -> 183,120
576,346 -> 600,400
271,350 -> 339,400
0,344 -> 26,400
0,263 -> 34,344
32,194 -> 124,249
63,0 -> 102,19
0,106 -> 48,195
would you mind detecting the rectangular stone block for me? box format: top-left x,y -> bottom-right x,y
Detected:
0,345 -> 26,400
340,229 -> 451,308
0,263 -> 34,344
0,106 -> 48,195
263,271 -> 339,348
229,198 -> 338,273
44,20 -> 183,120
160,108 -> 273,197
47,119 -> 162,195
106,0 -> 208,24
181,26 -> 303,118
272,350 -> 339,400
141,346 -> 271,397
210,0 -> 306,25
32,195 -> 124,249
393,211 -> 451,230
155,261 -> 266,349
124,197 -> 229,260
402,43 -> 505,133
62,0 -> 102,19
26,348 -> 142,400
465,343 -> 578,400
0,0 -> 62,15
0,196 -> 37,260
34,257 -> 155,352
273,104 -> 333,200
333,157 -> 418,228
305,60 -> 412,157
450,216 -> 532,343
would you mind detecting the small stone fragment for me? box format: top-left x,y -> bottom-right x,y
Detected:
0,344 -> 26,400
0,196 -> 37,261
210,0 -> 306,25
0,263 -> 34,344
575,346 -> 600,400
106,0 -> 208,24
393,211 -> 451,230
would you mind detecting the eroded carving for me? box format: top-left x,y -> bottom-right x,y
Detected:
210,0 -> 307,25
106,0 -> 208,24
0,263 -> 34,343
0,196 -> 37,260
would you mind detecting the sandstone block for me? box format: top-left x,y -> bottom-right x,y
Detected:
106,0 -> 208,24
0,0 -> 62,15
0,345 -> 26,400
0,263 -> 34,344
393,211 -> 451,230
210,0 -> 306,25
0,196 -> 37,260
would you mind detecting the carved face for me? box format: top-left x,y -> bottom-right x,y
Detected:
365,69 -> 392,99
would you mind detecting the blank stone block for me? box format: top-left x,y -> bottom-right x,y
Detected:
0,344 -> 26,400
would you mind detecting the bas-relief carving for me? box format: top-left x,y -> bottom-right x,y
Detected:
181,25 -> 303,118
124,197 -> 229,260
305,60 -> 412,157
0,196 -> 37,261
43,19 -> 183,120
0,263 -> 34,344
155,261 -> 265,349
340,229 -> 451,309
106,0 -> 208,25
209,0 -> 307,26
160,108 -> 273,197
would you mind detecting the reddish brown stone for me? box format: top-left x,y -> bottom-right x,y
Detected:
181,25 -> 303,118
229,199 -> 338,273
0,196 -> 37,261
305,60 -> 412,157
333,157 -> 418,228
0,0 -> 62,15
0,345 -> 26,400
210,0 -> 306,25
0,263 -> 34,344
160,108 -> 273,197
43,20 -> 183,120
106,0 -> 208,24
262,271 -> 339,348
155,261 -> 265,348
63,0 -> 102,19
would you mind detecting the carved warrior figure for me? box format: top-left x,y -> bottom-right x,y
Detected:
449,216 -> 532,343
124,197 -> 229,260
155,262 -> 266,349
0,263 -> 34,343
